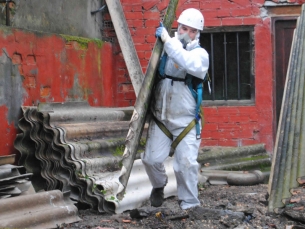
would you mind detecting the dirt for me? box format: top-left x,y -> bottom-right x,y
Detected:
62,184 -> 304,229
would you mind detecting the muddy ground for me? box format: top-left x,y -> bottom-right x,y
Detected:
61,183 -> 305,229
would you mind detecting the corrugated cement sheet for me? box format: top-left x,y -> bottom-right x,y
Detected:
13,101 -> 156,213
14,101 -> 270,214
0,190 -> 81,229
268,4 -> 305,212
0,164 -> 32,199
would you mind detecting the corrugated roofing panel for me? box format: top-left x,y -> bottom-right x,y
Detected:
268,4 -> 305,212
14,101 -> 270,214
0,164 -> 32,199
0,190 -> 81,229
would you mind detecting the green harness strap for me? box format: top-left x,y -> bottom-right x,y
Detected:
152,115 -> 173,140
152,115 -> 198,157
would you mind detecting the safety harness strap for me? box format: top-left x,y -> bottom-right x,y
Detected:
152,115 -> 173,140
152,115 -> 197,157
169,119 -> 197,157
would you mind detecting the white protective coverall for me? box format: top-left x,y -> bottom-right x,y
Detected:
141,32 -> 209,209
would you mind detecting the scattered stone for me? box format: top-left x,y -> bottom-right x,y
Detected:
63,184 -> 299,229
188,206 -> 245,222
284,209 -> 305,223
166,213 -> 189,220
130,207 -> 172,219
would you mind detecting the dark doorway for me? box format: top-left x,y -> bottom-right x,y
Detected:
273,18 -> 297,130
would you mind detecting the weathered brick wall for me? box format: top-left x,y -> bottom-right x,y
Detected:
1,0 -> 305,157
107,0 -> 305,153
0,27 -> 115,156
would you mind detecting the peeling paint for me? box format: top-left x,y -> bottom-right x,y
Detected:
264,0 -> 278,6
67,73 -> 85,101
0,49 -> 26,127
260,7 -> 269,19
264,0 -> 300,5
0,26 -> 115,156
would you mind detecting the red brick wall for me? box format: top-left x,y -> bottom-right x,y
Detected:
0,27 -> 115,156
1,1 -> 305,157
108,0 -> 305,153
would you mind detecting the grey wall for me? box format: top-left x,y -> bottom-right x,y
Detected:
0,49 -> 25,127
12,0 -> 104,39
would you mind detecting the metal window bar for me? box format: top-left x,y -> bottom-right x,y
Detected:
210,33 -> 215,100
202,28 -> 253,103
236,32 -> 241,100
224,33 -> 228,100
223,32 -> 242,100
6,1 -> 9,26
250,31 -> 255,100
0,0 -> 11,26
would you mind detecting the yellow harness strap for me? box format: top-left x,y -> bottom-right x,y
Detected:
152,115 -> 198,157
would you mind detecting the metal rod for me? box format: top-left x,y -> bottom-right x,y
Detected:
250,31 -> 255,100
211,33 -> 215,100
236,33 -> 240,100
6,0 -> 10,26
224,33 -> 228,100
91,5 -> 107,15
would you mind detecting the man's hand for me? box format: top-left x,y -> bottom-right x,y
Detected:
155,22 -> 170,43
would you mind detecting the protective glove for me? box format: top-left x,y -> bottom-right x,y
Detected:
155,22 -> 170,43
186,39 -> 199,51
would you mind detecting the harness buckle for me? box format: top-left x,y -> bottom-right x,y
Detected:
196,134 -> 201,140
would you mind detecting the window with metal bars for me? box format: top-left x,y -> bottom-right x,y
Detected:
200,26 -> 254,105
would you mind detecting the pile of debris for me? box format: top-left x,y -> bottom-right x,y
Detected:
281,184 -> 305,224
0,154 -> 32,198
13,101 -> 272,215
13,101 -> 149,213
0,155 -> 81,228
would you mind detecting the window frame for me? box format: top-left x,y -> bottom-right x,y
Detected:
200,26 -> 255,107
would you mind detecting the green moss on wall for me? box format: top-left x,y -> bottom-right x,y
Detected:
238,155 -> 270,162
60,34 -> 104,49
92,38 -> 103,48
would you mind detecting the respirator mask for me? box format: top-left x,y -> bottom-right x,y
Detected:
177,24 -> 199,48
178,32 -> 192,48
177,24 -> 191,48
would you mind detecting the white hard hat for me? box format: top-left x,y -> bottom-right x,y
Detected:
177,8 -> 204,31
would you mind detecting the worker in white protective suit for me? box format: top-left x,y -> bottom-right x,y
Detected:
141,8 -> 209,210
